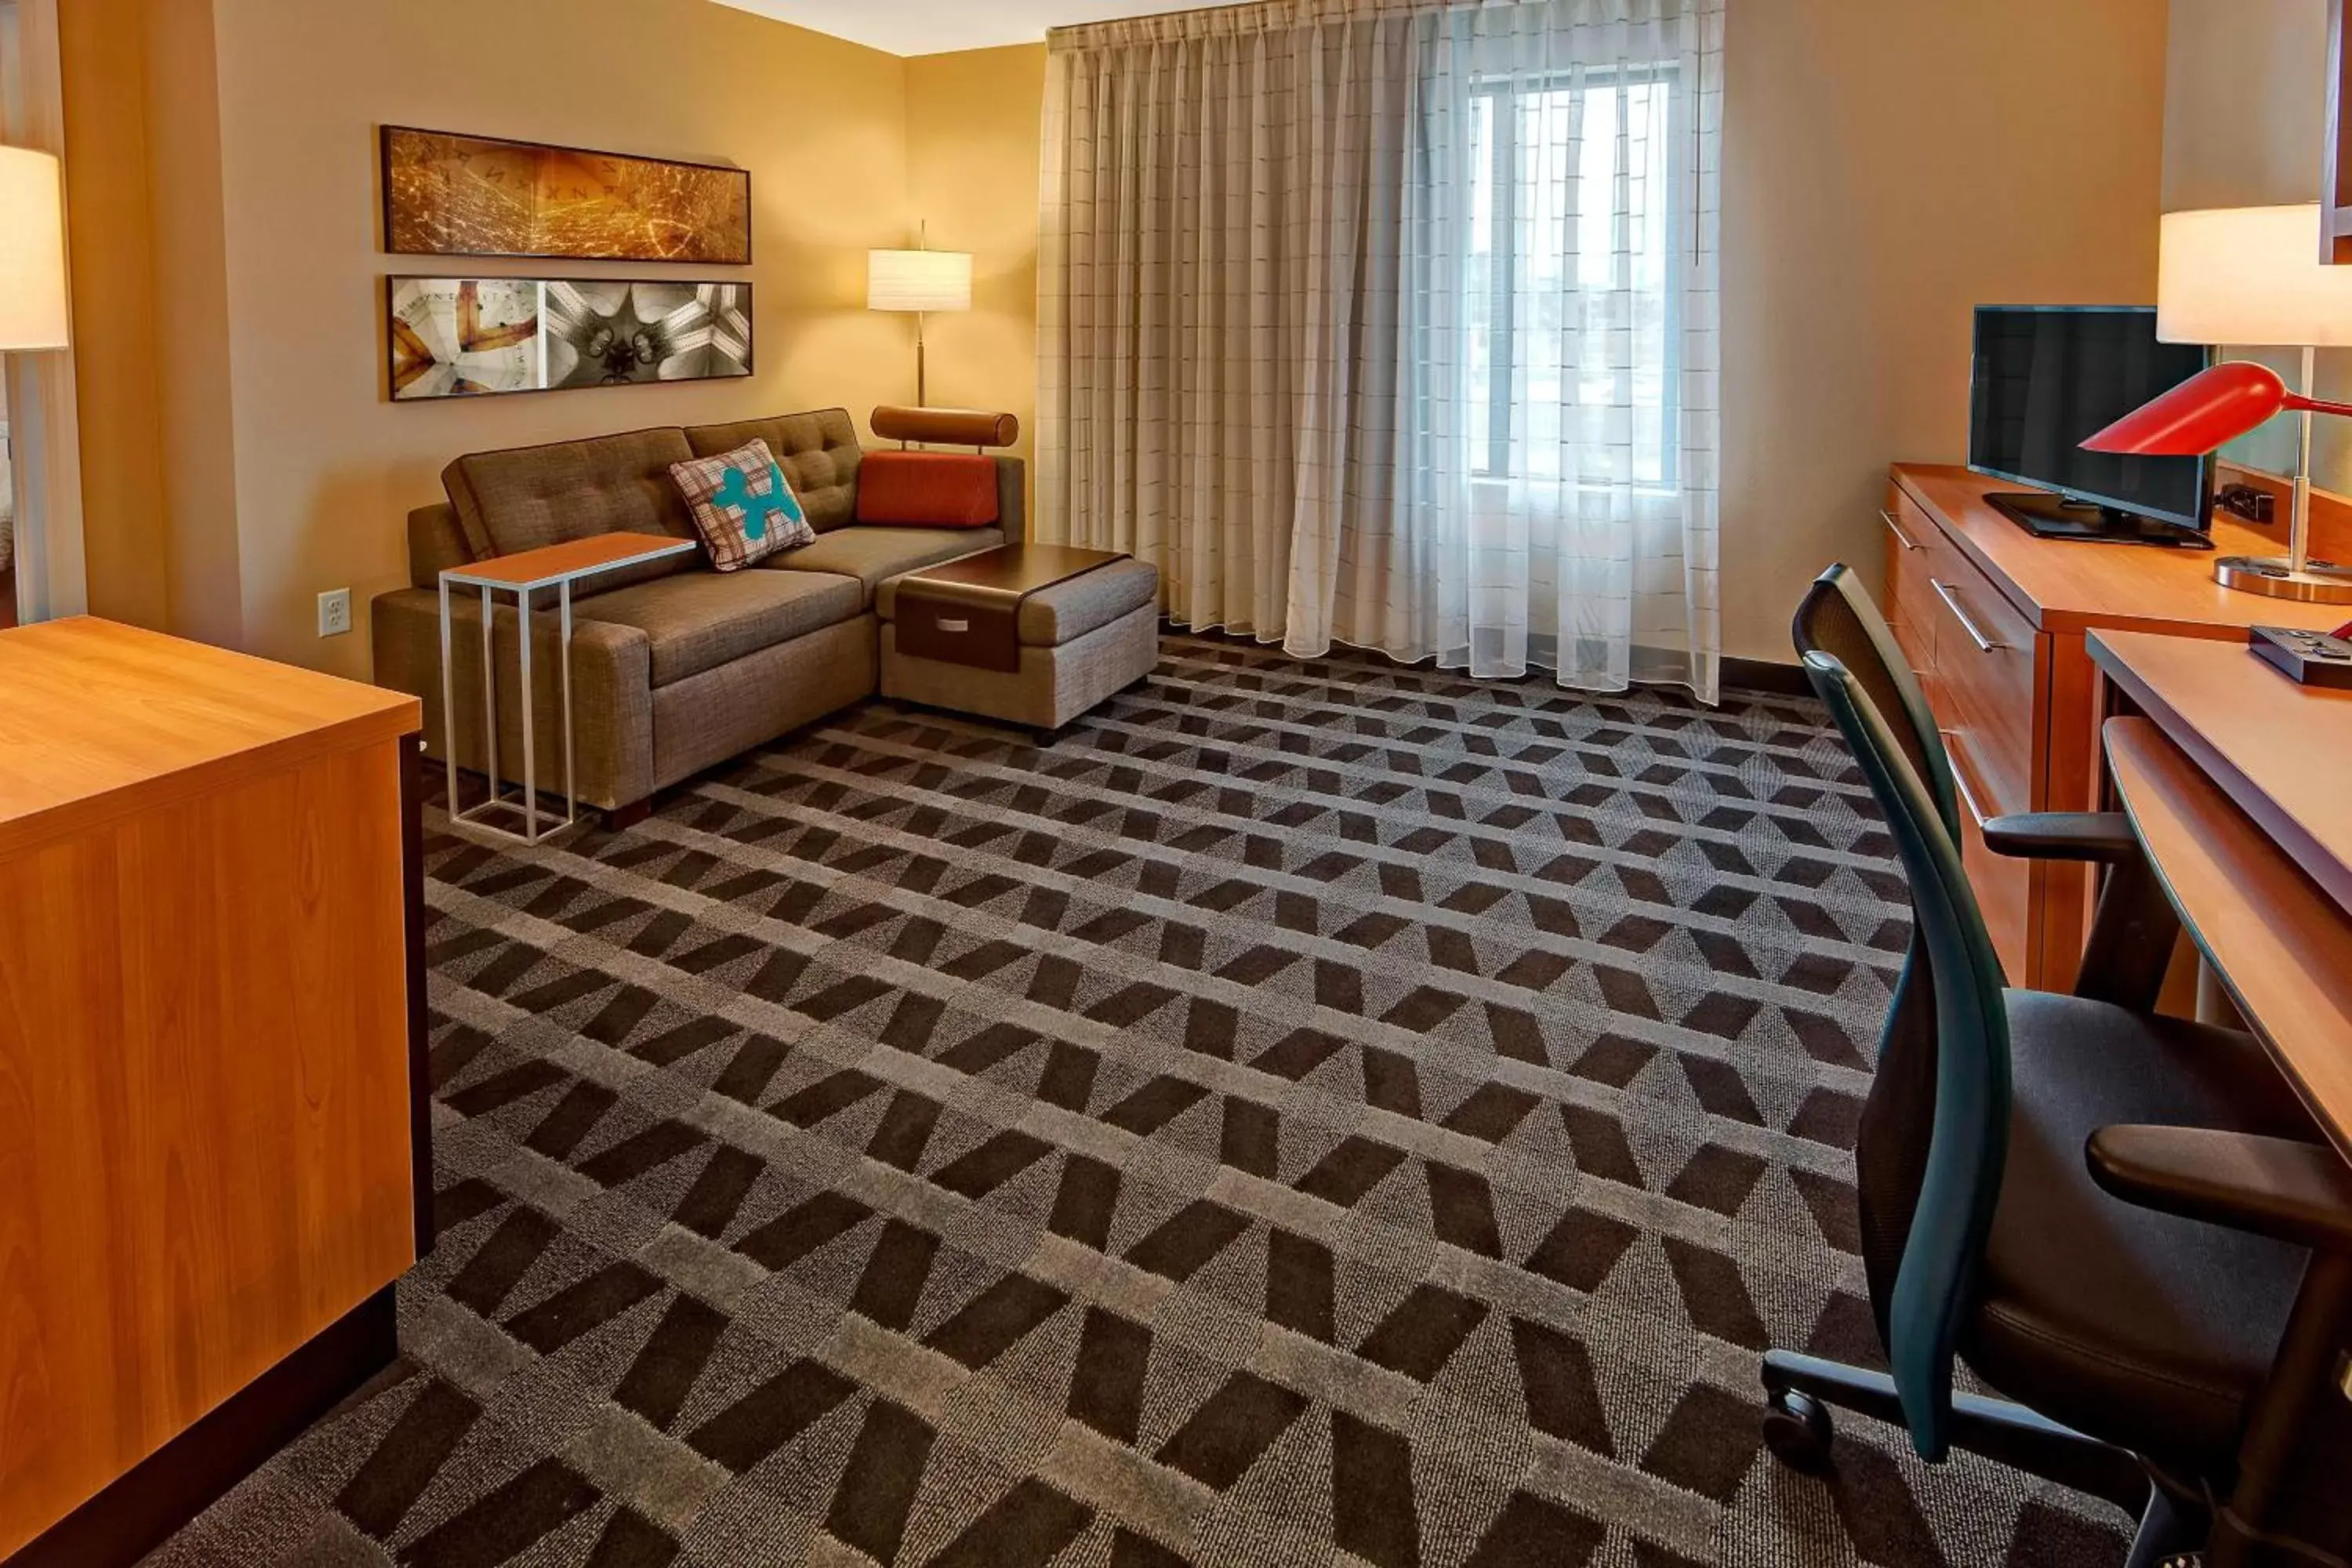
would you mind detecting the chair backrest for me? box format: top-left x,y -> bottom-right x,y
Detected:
1804,650 -> 2015,1461
1791,564 -> 1995,1406
1792,564 -> 1960,839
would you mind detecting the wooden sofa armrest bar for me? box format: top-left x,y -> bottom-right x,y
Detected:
873,405 -> 1019,448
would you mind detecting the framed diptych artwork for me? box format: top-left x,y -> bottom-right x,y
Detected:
387,278 -> 753,401
382,126 -> 753,264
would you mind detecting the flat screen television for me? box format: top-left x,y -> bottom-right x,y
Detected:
1967,305 -> 2217,547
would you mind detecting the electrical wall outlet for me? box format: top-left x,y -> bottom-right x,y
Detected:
2217,484 -> 2278,525
318,588 -> 353,637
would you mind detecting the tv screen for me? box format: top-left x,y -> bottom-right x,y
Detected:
1968,306 -> 2216,531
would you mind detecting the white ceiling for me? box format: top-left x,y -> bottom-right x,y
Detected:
710,0 -> 1235,56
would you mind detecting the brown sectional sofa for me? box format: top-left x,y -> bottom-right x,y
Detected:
371,408 -> 1022,820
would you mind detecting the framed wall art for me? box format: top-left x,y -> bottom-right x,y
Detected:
387,278 -> 753,401
381,126 -> 753,264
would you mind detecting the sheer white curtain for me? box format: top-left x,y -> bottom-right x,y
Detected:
1039,0 -> 1723,701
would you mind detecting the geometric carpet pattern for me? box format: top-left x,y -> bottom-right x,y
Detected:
151,636 -> 2130,1568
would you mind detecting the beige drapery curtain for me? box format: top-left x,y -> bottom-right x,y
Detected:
1037,0 -> 1724,701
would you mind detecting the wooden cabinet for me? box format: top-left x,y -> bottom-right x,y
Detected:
1881,466 -> 2351,989
0,619 -> 426,1566
1884,477 -> 2045,982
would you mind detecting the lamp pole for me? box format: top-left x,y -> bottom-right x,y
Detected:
916,220 -> 930,408
2294,343 -> 2318,577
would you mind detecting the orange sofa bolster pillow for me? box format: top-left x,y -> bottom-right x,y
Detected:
855,452 -> 1000,528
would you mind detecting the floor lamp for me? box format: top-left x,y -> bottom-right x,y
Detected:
867,225 -> 971,409
2112,205 -> 2352,605
0,145 -> 71,621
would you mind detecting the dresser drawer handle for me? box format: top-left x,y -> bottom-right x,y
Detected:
1930,579 -> 2006,652
1880,508 -> 1922,552
1940,730 -> 1992,828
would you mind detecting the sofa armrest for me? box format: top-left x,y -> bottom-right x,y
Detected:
408,503 -> 474,590
2088,1125 -> 2352,1254
995,456 -> 1027,546
370,586 -> 655,811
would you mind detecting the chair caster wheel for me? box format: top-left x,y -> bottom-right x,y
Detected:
1762,1389 -> 1836,1474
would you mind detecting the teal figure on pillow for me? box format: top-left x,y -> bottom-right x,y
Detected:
713,462 -> 805,543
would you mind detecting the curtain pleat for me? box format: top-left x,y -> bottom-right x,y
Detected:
1038,0 -> 1722,701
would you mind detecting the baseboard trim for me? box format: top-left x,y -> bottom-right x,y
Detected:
4,1286 -> 399,1568
1722,655 -> 1811,697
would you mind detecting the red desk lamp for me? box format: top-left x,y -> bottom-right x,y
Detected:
2082,204 -> 2352,605
2085,361 -> 2352,603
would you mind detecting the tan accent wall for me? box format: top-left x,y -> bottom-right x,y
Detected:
147,0 -> 245,652
1717,0 -> 2170,662
64,0 -> 913,680
55,0 -> 169,630
903,44 -> 1047,471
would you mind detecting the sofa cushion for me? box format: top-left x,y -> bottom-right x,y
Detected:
765,525 -> 1007,608
575,568 -> 863,688
444,426 -> 699,590
684,409 -> 862,532
855,452 -> 1000,528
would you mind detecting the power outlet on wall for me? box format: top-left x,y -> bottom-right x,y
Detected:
318,588 -> 353,638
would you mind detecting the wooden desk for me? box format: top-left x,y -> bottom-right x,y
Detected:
2090,631 -> 2352,919
0,619 -> 427,1566
1884,465 -> 2348,989
2091,624 -> 2352,1154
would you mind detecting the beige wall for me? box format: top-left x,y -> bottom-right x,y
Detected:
2158,0 -> 2352,489
67,0 -> 916,680
2165,0 -> 2326,211
72,1 -> 2176,677
1718,0 -> 2171,662
220,0 -> 913,677
904,44 -> 1048,470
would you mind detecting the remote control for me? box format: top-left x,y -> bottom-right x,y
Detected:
2250,626 -> 2352,688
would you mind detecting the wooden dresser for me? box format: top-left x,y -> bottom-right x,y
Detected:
0,619 -> 427,1566
1881,465 -> 2350,989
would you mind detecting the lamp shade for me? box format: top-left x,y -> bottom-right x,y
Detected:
868,248 -> 971,314
2158,205 -> 2352,348
0,147 -> 69,352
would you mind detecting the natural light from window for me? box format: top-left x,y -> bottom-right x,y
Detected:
1467,70 -> 1679,490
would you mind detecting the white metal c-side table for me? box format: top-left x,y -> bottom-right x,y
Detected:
438,532 -> 697,846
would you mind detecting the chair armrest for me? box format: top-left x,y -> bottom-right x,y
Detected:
1981,811 -> 2141,865
2087,1125 -> 2352,1254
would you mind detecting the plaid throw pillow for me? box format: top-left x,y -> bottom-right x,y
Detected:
670,439 -> 815,572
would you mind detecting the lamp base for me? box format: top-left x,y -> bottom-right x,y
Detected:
2214,554 -> 2352,604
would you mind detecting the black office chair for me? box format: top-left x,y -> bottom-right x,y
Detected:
1768,569 -> 2352,1567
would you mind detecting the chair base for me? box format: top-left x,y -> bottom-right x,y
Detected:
1760,1351 -> 2155,1515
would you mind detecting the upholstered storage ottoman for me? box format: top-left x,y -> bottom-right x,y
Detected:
877,549 -> 1161,728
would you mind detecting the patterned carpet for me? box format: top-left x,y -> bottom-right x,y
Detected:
153,635 -> 2132,1568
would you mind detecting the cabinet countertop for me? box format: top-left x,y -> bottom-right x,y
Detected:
0,617 -> 421,858
1892,463 -> 2351,640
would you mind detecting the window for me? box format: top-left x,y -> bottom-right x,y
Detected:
1465,66 -> 1682,488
